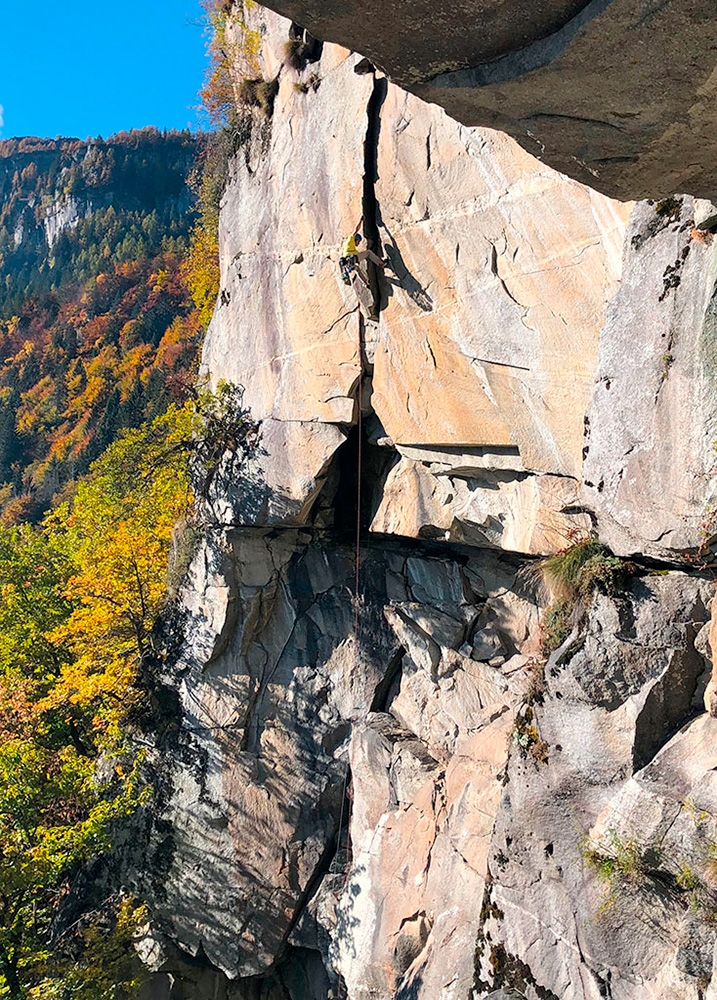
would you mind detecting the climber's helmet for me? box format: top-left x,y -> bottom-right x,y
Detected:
355,233 -> 362,244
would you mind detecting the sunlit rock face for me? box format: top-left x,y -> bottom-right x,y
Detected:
200,7 -> 629,555
139,6 -> 717,1000
257,0 -> 717,203
583,196 -> 717,560
373,86 -> 628,475
199,32 -> 369,525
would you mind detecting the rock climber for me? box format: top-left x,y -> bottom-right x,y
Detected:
339,217 -> 385,288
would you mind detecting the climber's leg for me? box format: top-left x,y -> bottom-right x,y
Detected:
354,248 -> 383,320
351,272 -> 375,317
339,256 -> 352,285
353,264 -> 371,288
359,248 -> 385,268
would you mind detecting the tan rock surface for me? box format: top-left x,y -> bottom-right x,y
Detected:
372,456 -> 592,555
337,699 -> 519,999
373,87 -> 630,477
209,417 -> 347,526
202,7 -> 630,548
201,9 -> 368,523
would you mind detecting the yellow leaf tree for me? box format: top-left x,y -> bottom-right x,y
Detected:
44,404 -> 193,736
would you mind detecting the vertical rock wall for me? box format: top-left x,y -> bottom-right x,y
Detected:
199,6 -> 632,555
139,6 -> 717,999
583,197 -> 717,559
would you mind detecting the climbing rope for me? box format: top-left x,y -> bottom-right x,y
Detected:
332,308 -> 365,1000
355,309 -> 363,643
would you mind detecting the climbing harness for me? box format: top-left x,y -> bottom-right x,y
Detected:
339,254 -> 357,285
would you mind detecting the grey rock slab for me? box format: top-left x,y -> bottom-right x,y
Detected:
157,533 -> 400,977
546,574 -> 712,769
406,555 -> 468,605
470,623 -> 506,661
154,530 -> 533,988
583,197 -> 717,560
392,601 -> 469,649
483,573 -> 717,1000
384,604 -> 442,675
590,713 -> 717,854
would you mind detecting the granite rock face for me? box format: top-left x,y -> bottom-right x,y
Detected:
200,21 -> 368,524
373,84 -> 628,481
137,6 -> 717,999
478,575 -> 715,1000
145,530 -> 542,998
256,0 -> 717,203
157,530 -> 399,980
203,4 -> 629,556
147,543 -> 717,999
583,196 -> 717,560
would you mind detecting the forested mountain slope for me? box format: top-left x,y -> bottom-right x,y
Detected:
0,125 -> 241,999
0,129 -> 202,518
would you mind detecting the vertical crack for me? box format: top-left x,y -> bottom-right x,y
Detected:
362,74 -> 388,321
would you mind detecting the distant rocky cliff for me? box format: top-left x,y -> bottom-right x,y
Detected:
137,6 -> 717,999
0,130 -> 196,316
0,130 -> 200,515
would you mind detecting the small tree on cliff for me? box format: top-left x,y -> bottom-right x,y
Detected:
44,381 -> 260,729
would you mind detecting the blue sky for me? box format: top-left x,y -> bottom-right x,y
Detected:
0,0 -> 209,139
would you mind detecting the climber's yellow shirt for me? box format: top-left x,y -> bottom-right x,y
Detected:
344,234 -> 359,256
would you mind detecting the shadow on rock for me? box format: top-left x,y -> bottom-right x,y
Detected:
378,218 -> 434,313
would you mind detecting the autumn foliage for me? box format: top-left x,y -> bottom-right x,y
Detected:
0,11 -> 281,986
0,409 -> 188,995
0,383 -> 260,997
0,507 -> 151,996
43,406 -> 193,731
0,124 -> 263,995
0,131 -> 206,520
